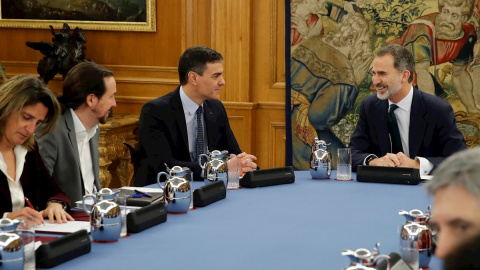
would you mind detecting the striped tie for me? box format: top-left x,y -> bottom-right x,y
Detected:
195,106 -> 204,161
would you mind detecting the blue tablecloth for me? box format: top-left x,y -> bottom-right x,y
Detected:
48,170 -> 441,269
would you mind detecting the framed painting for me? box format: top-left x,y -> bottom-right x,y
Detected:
0,0 -> 156,32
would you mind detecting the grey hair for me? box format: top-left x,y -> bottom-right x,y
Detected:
376,44 -> 415,83
426,147 -> 480,198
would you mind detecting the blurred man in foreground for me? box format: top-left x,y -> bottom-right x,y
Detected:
426,147 -> 480,259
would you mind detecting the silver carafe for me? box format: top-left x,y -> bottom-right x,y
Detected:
342,242 -> 390,269
83,188 -> 122,242
157,166 -> 192,213
399,207 -> 432,268
310,138 -> 331,179
199,150 -> 229,187
0,218 -> 24,270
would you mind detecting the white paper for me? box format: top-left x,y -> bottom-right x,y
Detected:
421,175 -> 433,181
34,241 -> 43,251
35,220 -> 90,234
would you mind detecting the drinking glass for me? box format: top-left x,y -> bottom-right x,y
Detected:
399,246 -> 419,270
336,148 -> 352,181
115,194 -> 128,237
227,155 -> 240,189
17,220 -> 35,270
184,170 -> 195,210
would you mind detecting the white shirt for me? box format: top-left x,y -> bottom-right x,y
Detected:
389,87 -> 433,175
179,86 -> 207,161
71,108 -> 98,195
1,145 -> 28,218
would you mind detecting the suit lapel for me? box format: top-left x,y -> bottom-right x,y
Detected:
89,132 -> 101,189
409,88 -> 427,157
171,88 -> 189,153
374,99 -> 391,155
64,109 -> 82,169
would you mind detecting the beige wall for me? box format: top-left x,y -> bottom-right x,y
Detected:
0,0 -> 287,170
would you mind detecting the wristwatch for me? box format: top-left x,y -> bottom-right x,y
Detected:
365,155 -> 377,166
46,200 -> 67,210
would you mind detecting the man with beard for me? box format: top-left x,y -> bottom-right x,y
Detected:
38,62 -> 117,202
390,0 -> 479,113
290,12 -> 372,169
349,44 -> 466,175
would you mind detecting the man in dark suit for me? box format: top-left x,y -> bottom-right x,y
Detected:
38,62 -> 117,203
135,46 -> 257,186
350,44 -> 466,174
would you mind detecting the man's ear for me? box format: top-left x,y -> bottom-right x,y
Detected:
86,93 -> 98,107
403,70 -> 411,82
188,71 -> 198,86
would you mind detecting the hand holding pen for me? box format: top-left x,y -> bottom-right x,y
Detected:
4,197 -> 44,226
24,197 -> 45,226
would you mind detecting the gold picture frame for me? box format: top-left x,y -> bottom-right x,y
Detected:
0,0 -> 156,32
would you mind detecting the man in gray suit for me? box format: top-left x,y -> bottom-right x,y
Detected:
38,62 -> 117,203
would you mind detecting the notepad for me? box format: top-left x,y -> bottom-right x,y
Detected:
35,220 -> 90,234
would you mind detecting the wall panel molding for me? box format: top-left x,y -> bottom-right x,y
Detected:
270,0 -> 286,89
269,122 -> 286,168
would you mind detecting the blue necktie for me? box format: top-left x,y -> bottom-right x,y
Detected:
195,106 -> 204,161
388,104 -> 403,153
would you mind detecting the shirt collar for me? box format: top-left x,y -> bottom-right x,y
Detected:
389,86 -> 413,112
180,86 -> 203,115
70,108 -> 98,140
0,145 -> 28,182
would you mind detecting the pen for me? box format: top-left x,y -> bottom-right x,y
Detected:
24,196 -> 45,225
134,189 -> 152,198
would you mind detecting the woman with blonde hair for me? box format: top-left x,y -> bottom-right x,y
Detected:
0,74 -> 73,224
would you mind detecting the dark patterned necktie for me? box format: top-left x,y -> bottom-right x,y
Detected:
388,104 -> 403,153
195,106 -> 204,161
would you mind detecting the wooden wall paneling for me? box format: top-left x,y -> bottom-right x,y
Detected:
252,0 -> 286,103
211,0 -> 251,103
224,102 -> 255,155
252,0 -> 287,169
255,103 -> 285,169
270,0 -> 286,90
270,122 -> 287,168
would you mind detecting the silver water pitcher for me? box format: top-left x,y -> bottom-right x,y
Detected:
399,207 -> 432,268
157,165 -> 191,213
0,218 -> 24,270
83,188 -> 122,242
342,242 -> 390,269
310,138 -> 331,179
199,150 -> 229,187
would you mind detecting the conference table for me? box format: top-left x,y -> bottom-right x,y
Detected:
44,170 -> 441,269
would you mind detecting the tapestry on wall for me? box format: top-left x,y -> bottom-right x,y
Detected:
286,0 -> 480,169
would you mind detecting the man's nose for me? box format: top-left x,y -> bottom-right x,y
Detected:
434,231 -> 455,259
372,74 -> 380,85
218,75 -> 225,86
